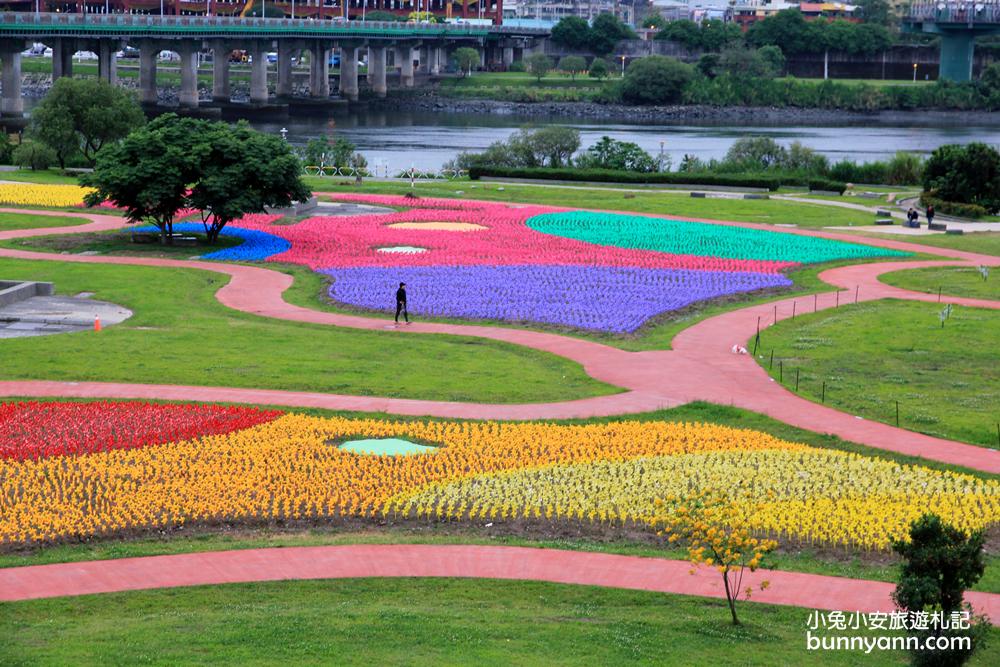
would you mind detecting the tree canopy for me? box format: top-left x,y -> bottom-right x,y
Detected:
656,19 -> 742,52
550,16 -> 591,50
620,56 -> 694,105
923,143 -> 1000,213
30,77 -> 145,169
453,47 -> 480,76
83,114 -> 310,243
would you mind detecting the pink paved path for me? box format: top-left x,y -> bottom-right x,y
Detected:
1,544 -> 997,624
0,207 -> 998,473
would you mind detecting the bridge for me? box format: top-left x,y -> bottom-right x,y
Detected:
0,13 -> 547,116
903,1 -> 1000,81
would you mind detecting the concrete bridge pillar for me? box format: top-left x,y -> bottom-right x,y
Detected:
51,38 -> 74,79
429,46 -> 442,75
339,43 -> 359,102
309,44 -> 330,98
249,42 -> 269,105
277,44 -> 296,98
177,42 -> 200,109
210,41 -> 230,103
97,41 -> 118,86
138,43 -> 159,105
370,45 -> 387,98
939,31 -> 976,82
502,46 -> 514,68
437,46 -> 448,73
399,43 -> 418,88
0,48 -> 23,118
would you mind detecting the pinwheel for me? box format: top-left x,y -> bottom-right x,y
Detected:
323,265 -> 791,333
0,401 -> 280,461
0,184 -> 95,208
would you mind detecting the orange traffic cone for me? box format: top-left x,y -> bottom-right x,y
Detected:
94,316 -> 101,332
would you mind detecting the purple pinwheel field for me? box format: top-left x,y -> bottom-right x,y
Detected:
323,265 -> 792,333
201,195 -> 906,335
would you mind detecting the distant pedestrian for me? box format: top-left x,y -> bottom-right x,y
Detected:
395,282 -> 410,324
907,207 -> 918,228
926,204 -> 935,227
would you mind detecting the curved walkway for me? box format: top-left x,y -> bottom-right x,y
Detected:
1,544 -> 997,624
1,207 -> 999,473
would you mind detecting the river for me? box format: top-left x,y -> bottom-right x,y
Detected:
247,108 -> 1000,172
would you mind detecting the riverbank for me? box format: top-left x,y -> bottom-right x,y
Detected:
369,93 -> 1000,126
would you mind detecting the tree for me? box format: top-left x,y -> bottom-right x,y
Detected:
550,16 -> 591,50
781,141 -> 828,174
453,47 -> 480,77
725,136 -> 787,170
524,126 -> 580,168
650,490 -> 776,626
31,77 -> 145,168
892,515 -> 987,667
980,62 -> 1000,91
0,132 -> 13,165
83,114 -> 310,245
699,19 -> 743,52
12,139 -> 56,171
588,57 -> 609,81
576,136 -> 658,172
923,143 -> 1000,213
558,55 -> 587,80
720,46 -> 783,79
186,121 -> 311,243
656,19 -> 701,49
82,115 -> 197,244
526,54 -> 554,82
857,0 -> 892,26
642,12 -> 668,30
590,12 -> 635,55
696,53 -> 721,78
620,56 -> 694,105
747,9 -> 823,55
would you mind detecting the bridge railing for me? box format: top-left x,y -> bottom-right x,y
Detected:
905,1 -> 1000,25
0,12 -> 548,36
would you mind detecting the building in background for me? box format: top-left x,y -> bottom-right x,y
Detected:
502,0 -> 638,25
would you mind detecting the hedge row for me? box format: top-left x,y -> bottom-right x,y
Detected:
468,167 -> 846,193
919,193 -> 988,220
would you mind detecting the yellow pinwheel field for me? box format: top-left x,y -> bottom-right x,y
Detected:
0,184 -> 94,208
0,406 -> 997,549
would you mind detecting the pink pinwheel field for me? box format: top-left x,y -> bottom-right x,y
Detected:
199,195 -> 905,334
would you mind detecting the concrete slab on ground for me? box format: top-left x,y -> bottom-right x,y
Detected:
0,295 -> 132,338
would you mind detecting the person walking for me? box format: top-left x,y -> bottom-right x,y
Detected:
395,282 -> 410,325
926,204 -> 935,227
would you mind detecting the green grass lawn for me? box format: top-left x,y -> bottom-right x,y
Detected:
308,179 -> 876,228
881,266 -> 999,301
851,231 -> 1000,258
0,168 -> 84,185
0,257 -> 616,403
777,77 -> 935,87
0,212 -> 89,231
441,71 -> 617,89
4,578 -> 996,666
758,299 -> 1000,448
1,229 -> 243,257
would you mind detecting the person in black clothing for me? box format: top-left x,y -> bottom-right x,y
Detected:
926,204 -> 935,227
395,282 -> 410,324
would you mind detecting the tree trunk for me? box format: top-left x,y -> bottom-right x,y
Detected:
722,571 -> 740,625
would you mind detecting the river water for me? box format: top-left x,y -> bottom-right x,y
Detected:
249,108 -> 1000,172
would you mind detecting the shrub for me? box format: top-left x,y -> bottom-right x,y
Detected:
725,136 -> 786,170
526,54 -> 554,82
588,58 -> 609,81
558,56 -> 588,80
923,142 -> 1000,213
892,515 -> 988,667
508,60 -> 526,73
468,166 -> 787,190
575,136 -> 659,172
12,139 -> 56,171
621,56 -> 694,105
807,178 -> 846,194
919,193 -> 988,219
453,47 -> 480,77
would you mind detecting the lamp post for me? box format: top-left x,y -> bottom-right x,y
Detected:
280,127 -> 288,140
659,140 -> 665,171
913,62 -> 917,82
620,55 -> 625,77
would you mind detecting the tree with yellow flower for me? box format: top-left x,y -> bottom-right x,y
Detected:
650,490 -> 777,626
